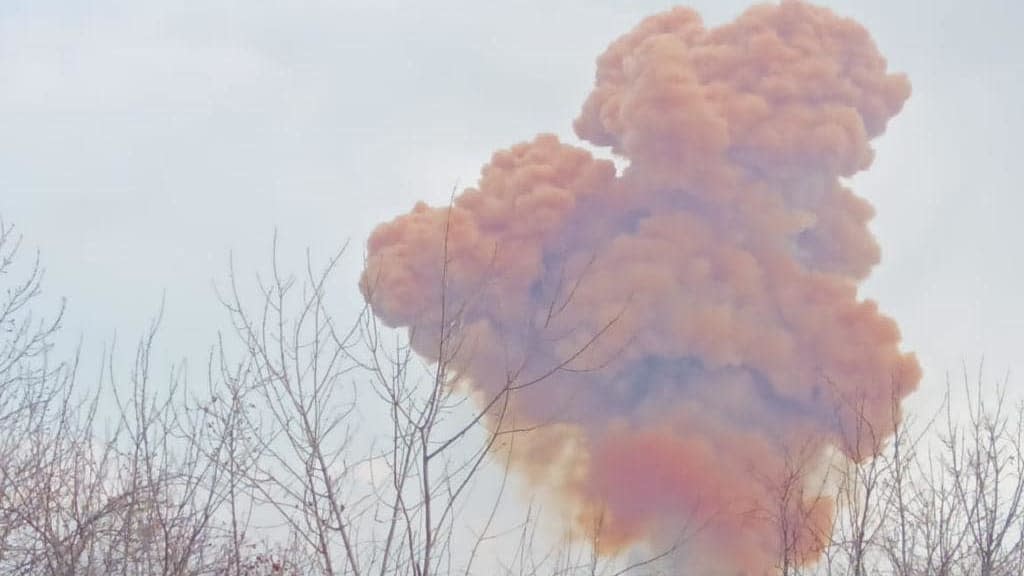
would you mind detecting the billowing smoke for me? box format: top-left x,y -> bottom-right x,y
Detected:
361,1 -> 920,573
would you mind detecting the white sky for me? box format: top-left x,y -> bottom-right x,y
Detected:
1,0 -> 1022,410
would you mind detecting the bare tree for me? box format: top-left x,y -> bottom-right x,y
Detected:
943,367 -> 1024,576
824,383 -> 904,576
753,440 -> 833,576
0,220 -> 242,575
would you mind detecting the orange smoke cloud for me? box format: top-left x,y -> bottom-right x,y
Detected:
361,1 -> 919,573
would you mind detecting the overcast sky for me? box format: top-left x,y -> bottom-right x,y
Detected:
1,0 -> 1022,406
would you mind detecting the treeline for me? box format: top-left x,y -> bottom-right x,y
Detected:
1,218 -> 1022,576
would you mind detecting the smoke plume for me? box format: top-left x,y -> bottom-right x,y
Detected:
361,1 -> 920,573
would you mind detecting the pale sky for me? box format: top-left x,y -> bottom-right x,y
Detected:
1,0 -> 1022,409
